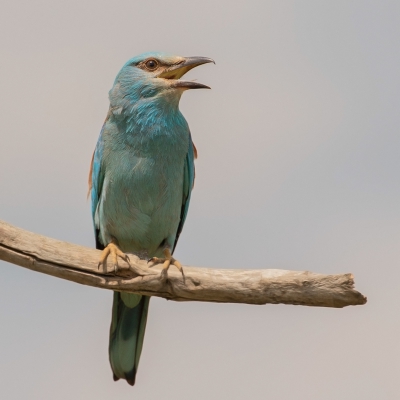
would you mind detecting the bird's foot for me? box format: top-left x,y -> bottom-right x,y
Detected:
149,248 -> 184,280
98,241 -> 130,274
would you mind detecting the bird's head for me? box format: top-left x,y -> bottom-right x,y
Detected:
109,52 -> 214,109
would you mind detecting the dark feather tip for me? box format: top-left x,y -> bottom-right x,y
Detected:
125,368 -> 137,386
126,377 -> 136,386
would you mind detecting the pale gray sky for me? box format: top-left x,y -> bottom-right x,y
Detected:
1,1 -> 399,399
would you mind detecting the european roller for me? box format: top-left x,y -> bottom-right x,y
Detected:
89,52 -> 213,385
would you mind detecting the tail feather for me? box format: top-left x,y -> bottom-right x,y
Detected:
109,292 -> 150,386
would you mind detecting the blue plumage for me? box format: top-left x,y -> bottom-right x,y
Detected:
89,52 -> 213,385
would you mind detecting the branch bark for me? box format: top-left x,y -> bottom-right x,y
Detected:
0,220 -> 366,308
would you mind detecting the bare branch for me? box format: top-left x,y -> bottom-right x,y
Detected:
0,220 -> 367,308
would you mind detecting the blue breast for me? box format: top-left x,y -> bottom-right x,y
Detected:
92,97 -> 192,258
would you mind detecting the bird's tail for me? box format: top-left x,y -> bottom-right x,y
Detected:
109,291 -> 150,386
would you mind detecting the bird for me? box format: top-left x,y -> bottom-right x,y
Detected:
88,52 -> 213,386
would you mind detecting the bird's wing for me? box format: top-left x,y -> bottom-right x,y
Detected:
172,136 -> 196,253
88,113 -> 109,250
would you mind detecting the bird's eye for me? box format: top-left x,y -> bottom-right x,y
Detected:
145,59 -> 158,71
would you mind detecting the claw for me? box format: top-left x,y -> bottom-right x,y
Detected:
98,241 -> 130,274
148,248 -> 184,281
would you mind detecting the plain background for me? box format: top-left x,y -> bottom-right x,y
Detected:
1,1 -> 399,399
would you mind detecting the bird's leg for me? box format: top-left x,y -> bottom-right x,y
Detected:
149,248 -> 184,279
98,239 -> 130,274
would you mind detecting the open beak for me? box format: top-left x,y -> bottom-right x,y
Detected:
158,56 -> 214,89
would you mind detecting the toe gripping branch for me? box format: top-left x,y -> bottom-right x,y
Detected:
98,240 -> 157,277
149,248 -> 185,281
98,240 -> 130,274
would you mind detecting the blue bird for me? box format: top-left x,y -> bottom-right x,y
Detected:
88,52 -> 213,385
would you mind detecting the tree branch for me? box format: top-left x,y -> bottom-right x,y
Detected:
0,220 -> 366,308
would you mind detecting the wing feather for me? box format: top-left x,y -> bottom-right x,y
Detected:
90,113 -> 109,250
172,135 -> 195,252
